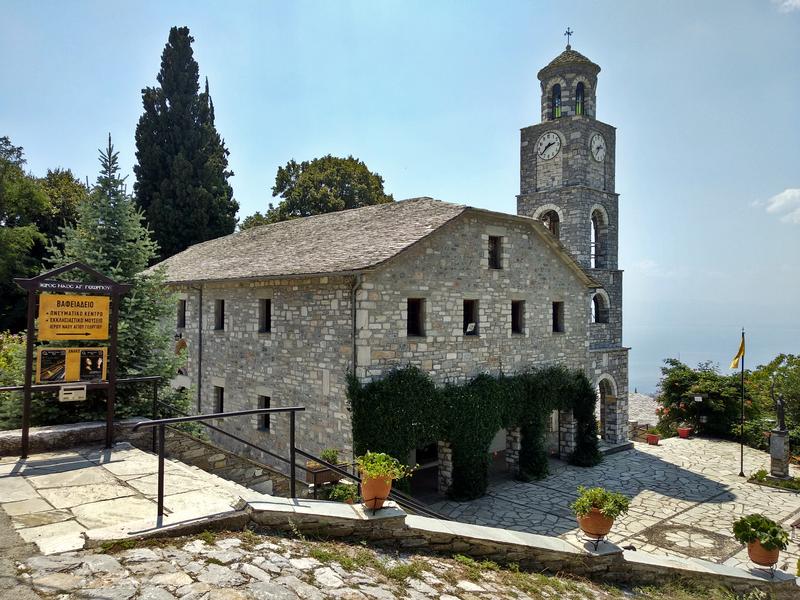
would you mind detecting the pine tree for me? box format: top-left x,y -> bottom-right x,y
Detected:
49,136 -> 184,417
134,26 -> 238,259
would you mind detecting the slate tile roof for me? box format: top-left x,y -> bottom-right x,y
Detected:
538,47 -> 600,79
150,197 -> 467,283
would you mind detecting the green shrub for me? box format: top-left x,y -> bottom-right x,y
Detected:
732,514 -> 789,551
570,486 -> 630,520
328,483 -> 359,503
356,451 -> 415,482
320,448 -> 340,464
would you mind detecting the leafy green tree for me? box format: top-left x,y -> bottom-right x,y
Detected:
749,354 -> 800,449
134,26 -> 238,258
240,155 -> 393,229
48,135 -> 184,419
0,137 -> 51,331
37,168 -> 89,240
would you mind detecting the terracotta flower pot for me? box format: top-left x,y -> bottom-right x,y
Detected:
747,540 -> 780,567
646,433 -> 660,445
361,475 -> 392,510
577,508 -> 614,539
677,427 -> 692,439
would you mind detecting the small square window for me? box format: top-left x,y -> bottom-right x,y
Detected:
552,301 -> 565,333
488,236 -> 503,269
177,299 -> 186,329
511,300 -> 525,334
259,299 -> 272,333
407,298 -> 425,337
213,386 -> 224,413
463,299 -> 479,336
214,299 -> 225,330
258,395 -> 270,431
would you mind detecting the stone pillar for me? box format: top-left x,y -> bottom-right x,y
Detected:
506,427 -> 521,475
559,410 -> 577,458
437,440 -> 453,495
770,429 -> 790,479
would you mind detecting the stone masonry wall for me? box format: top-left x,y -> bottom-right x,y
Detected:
173,276 -> 355,471
356,213 -> 593,385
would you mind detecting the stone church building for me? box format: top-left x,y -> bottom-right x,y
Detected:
154,45 -> 629,488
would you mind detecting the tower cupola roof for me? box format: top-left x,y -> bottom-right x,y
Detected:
537,46 -> 600,81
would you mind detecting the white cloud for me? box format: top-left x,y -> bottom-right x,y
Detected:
762,188 -> 800,224
773,0 -> 800,12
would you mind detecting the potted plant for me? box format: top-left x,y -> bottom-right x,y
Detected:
732,514 -> 789,567
356,451 -> 415,510
328,482 -> 359,505
677,423 -> 692,439
306,448 -> 346,485
570,486 -> 630,539
645,428 -> 661,445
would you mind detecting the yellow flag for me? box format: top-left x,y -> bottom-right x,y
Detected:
730,335 -> 745,370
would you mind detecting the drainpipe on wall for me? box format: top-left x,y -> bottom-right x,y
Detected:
350,274 -> 363,376
193,283 -> 203,414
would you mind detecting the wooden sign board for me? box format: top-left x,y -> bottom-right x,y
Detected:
37,294 -> 110,340
36,347 -> 107,383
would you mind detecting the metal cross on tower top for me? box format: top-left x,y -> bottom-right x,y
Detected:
564,27 -> 574,48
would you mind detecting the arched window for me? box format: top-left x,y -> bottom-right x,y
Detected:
541,210 -> 560,239
591,293 -> 609,324
590,208 -> 608,269
575,82 -> 585,116
552,84 -> 562,119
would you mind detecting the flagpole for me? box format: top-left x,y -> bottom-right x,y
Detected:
739,328 -> 745,478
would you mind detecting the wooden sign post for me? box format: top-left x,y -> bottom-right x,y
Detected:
14,262 -> 131,458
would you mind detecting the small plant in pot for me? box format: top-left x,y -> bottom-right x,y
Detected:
645,428 -> 661,445
571,486 -> 630,540
356,451 -> 415,510
677,423 -> 692,439
328,482 -> 359,505
306,448 -> 346,485
732,514 -> 789,567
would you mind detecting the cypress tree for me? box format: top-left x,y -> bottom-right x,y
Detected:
134,26 -> 238,259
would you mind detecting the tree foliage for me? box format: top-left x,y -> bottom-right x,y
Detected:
0,137 -> 87,331
134,26 -> 238,258
240,155 -> 393,229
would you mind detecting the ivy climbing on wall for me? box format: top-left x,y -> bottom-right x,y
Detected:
347,365 -> 601,500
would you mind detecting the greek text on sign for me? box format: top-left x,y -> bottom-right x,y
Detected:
38,293 -> 110,340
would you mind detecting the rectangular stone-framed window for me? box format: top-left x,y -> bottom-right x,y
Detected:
552,301 -> 565,333
511,300 -> 525,335
258,298 -> 272,333
214,299 -> 225,330
177,299 -> 186,329
258,395 -> 270,431
488,236 -> 503,269
213,386 -> 224,413
407,298 -> 425,337
463,299 -> 479,336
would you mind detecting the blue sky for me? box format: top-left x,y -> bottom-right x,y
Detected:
3,0 -> 799,393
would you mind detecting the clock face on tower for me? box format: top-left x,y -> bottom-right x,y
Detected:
590,133 -> 606,162
536,131 -> 561,161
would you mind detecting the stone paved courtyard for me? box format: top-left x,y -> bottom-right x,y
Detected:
429,437 -> 800,573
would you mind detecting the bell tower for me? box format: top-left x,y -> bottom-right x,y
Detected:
517,39 -> 629,444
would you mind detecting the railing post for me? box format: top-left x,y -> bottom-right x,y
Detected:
157,424 -> 165,525
151,380 -> 158,453
289,410 -> 296,498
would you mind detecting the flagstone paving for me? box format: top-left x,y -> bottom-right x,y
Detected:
428,437 -> 800,572
0,443 -> 268,555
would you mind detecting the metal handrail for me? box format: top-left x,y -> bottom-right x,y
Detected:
151,398 -> 312,475
0,375 -> 162,393
133,407 -> 305,523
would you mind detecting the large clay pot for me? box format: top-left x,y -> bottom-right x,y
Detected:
577,508 -> 614,539
677,427 -> 692,439
747,540 -> 780,567
361,475 -> 392,510
646,433 -> 660,445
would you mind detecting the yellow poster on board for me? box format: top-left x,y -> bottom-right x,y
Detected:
38,294 -> 110,340
36,347 -> 107,383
